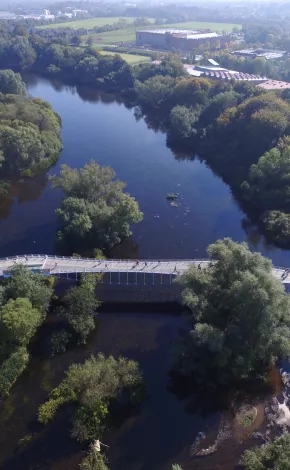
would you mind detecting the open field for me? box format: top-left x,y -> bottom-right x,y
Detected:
37,17 -> 154,30
99,50 -> 151,64
83,20 -> 241,45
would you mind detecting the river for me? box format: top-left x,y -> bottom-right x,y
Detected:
0,309 -> 274,470
0,76 -> 285,470
0,74 -> 289,265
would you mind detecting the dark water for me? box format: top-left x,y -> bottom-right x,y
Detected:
0,74 -> 289,266
0,312 -> 211,470
0,311 -> 272,470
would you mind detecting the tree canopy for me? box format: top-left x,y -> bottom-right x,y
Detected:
0,69 -> 25,95
0,264 -> 53,396
59,274 -> 100,343
241,434 -> 290,470
38,353 -> 145,443
242,137 -> 290,211
51,160 -> 143,251
174,238 -> 290,387
0,94 -> 62,176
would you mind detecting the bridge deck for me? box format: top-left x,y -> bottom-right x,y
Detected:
0,255 -> 288,283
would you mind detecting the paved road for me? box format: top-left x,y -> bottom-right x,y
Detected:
0,255 -> 288,283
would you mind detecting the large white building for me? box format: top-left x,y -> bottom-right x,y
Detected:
136,28 -> 227,52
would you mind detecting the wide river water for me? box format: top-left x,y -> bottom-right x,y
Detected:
0,74 -> 290,265
0,76 -> 285,470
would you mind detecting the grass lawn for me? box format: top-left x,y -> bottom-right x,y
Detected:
83,20 -> 241,45
37,17 -> 154,30
99,50 -> 151,64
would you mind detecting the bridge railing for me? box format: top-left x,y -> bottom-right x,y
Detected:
0,255 -> 210,263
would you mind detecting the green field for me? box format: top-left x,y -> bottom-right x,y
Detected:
37,17 -> 154,30
84,20 -> 241,45
99,50 -> 151,64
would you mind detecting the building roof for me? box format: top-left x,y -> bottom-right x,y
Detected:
187,32 -> 220,39
208,58 -> 220,66
184,64 -> 267,82
258,80 -> 290,90
232,48 -> 286,59
137,29 -> 221,39
137,29 -> 200,35
183,65 -> 203,76
203,70 -> 267,81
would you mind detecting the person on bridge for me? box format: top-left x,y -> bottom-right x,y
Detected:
145,261 -> 148,267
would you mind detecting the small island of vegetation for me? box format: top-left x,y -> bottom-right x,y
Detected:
51,161 -> 143,253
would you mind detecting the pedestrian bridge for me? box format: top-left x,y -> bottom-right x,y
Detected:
0,255 -> 289,303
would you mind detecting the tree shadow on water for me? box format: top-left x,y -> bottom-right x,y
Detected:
103,321 -> 213,470
3,409 -> 81,470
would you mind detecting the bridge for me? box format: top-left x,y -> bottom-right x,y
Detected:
0,255 -> 289,303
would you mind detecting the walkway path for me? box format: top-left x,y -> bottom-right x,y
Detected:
0,255 -> 289,283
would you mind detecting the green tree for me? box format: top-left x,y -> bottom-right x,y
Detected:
0,94 -> 62,176
242,137 -> 290,211
168,105 -> 197,142
71,35 -> 82,46
79,447 -> 109,470
135,75 -> 176,110
242,434 -> 290,470
72,402 -> 109,442
262,210 -> 290,247
38,354 -> 145,425
51,161 -> 143,250
5,264 -> 53,313
0,298 -> 42,348
38,353 -> 145,450
0,347 -> 29,396
0,69 -> 26,95
59,274 -> 100,343
86,36 -> 94,47
174,238 -> 290,387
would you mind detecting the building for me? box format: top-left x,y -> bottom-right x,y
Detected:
72,9 -> 88,17
258,80 -> 290,90
184,62 -> 268,84
232,48 -> 286,60
19,9 -> 54,20
136,29 -> 227,52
